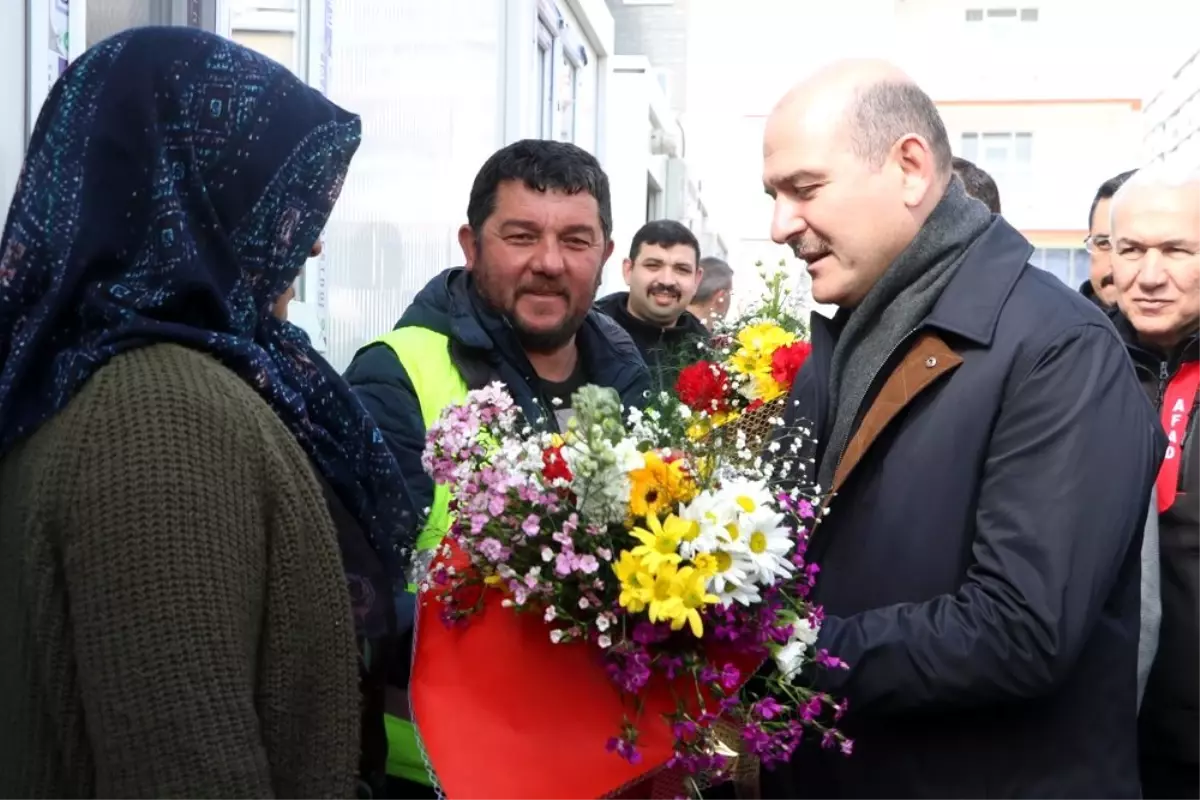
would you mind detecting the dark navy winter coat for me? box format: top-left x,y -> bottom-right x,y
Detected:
767,219 -> 1165,798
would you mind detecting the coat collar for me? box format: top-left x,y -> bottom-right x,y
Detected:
808,217 -> 1034,354
922,217 -> 1033,347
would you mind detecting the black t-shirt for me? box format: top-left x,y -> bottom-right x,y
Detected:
539,358 -> 589,431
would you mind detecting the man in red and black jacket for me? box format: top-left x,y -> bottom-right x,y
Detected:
1109,166 -> 1199,799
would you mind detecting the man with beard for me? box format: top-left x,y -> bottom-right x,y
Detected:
343,139 -> 649,797
596,219 -> 710,389
763,59 -> 1163,797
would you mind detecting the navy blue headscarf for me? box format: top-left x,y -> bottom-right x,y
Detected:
0,27 -> 411,638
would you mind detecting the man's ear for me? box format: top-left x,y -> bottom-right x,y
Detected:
458,224 -> 478,269
622,257 -> 633,286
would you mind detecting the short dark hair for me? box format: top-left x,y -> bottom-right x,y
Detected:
628,219 -> 700,264
466,139 -> 612,240
848,81 -> 953,175
695,256 -> 734,301
1088,169 -> 1136,229
951,156 -> 1001,213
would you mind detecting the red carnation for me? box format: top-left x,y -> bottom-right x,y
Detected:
675,361 -> 732,413
542,444 -> 572,484
770,341 -> 812,392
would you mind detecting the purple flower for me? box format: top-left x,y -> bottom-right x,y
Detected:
671,718 -> 697,740
604,647 -> 652,694
605,735 -> 642,765
632,621 -> 669,645
797,499 -> 815,519
753,697 -> 784,720
521,514 -> 541,537
487,492 -> 506,516
659,656 -> 685,680
477,537 -> 508,563
576,554 -> 600,574
719,663 -> 741,691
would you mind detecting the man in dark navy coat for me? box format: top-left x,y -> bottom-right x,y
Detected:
760,59 -> 1164,798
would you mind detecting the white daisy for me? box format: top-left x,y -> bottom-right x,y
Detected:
739,507 -> 795,586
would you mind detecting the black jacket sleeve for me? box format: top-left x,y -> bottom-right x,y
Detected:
343,343 -> 432,554
811,323 -> 1165,713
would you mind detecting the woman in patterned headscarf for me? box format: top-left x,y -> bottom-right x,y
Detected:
0,27 -> 414,798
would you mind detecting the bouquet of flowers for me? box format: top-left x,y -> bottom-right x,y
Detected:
408,377 -> 849,799
676,260 -> 812,449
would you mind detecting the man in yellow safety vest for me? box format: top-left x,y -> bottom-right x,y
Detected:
344,139 -> 650,796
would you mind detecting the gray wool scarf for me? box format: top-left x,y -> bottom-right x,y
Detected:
816,177 -> 994,492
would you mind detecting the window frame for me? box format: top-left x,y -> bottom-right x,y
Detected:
963,6 -> 1040,23
533,0 -> 589,145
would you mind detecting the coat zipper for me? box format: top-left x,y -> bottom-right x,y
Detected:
1154,358 -> 1198,495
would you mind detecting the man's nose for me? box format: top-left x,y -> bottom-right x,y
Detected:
770,196 -> 807,245
531,237 -> 566,276
1136,250 -> 1168,289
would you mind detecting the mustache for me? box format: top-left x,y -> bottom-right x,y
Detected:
515,279 -> 568,298
1100,273 -> 1115,288
789,237 -> 832,261
647,283 -> 681,299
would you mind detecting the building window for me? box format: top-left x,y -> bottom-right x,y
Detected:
557,48 -> 579,142
964,7 -> 1039,23
646,177 -> 662,223
960,131 -> 1033,206
227,0 -> 303,77
536,20 -> 554,139
533,1 -> 588,144
1031,247 -> 1089,287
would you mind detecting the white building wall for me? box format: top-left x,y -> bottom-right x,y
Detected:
1145,48 -> 1200,173
603,56 -> 655,296
228,0 -> 614,369
682,0 -> 1193,301
600,53 -> 727,298
0,2 -> 28,204
894,0 -> 1199,101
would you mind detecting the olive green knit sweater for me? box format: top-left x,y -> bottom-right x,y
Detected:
0,343 -> 361,798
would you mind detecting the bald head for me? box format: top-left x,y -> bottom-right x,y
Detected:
770,60 -> 952,177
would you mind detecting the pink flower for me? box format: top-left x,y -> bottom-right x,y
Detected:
521,514 -> 541,537
555,551 -> 576,577
576,554 -> 600,574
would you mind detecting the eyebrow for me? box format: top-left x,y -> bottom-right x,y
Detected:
498,220 -> 598,238
640,257 -> 695,268
763,170 -> 826,197
1114,236 -> 1200,249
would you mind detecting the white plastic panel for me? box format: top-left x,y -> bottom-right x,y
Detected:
320,0 -> 504,370
1,2 -> 28,200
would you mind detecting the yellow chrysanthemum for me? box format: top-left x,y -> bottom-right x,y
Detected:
728,323 -> 795,401
689,551 -> 720,577
646,561 -> 685,626
614,550 -> 654,613
639,560 -> 719,636
628,451 -> 698,518
629,512 -> 697,573
671,566 -> 720,637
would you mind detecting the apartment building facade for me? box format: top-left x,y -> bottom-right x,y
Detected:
672,0 -> 1198,309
